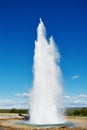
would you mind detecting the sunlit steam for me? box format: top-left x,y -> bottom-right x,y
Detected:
29,19 -> 65,124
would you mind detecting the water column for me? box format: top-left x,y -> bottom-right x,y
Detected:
29,19 -> 65,124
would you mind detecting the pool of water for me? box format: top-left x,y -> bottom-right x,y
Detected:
16,121 -> 75,128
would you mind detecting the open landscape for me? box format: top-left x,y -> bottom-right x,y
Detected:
0,1 -> 87,130
0,115 -> 87,130
0,108 -> 87,130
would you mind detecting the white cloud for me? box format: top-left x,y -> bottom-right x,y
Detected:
0,99 -> 13,106
71,100 -> 87,106
1,93 -> 87,108
77,94 -> 87,98
64,95 -> 71,99
64,94 -> 87,107
16,93 -> 29,97
0,98 -> 29,109
72,75 -> 80,79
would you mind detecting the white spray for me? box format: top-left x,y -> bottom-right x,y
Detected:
29,19 -> 65,124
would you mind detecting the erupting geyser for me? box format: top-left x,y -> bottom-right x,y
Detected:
29,19 -> 65,124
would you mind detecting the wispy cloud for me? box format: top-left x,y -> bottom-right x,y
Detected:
16,93 -> 29,97
0,93 -> 29,108
77,94 -> 87,98
0,98 -> 29,109
64,94 -> 87,107
72,75 -> 80,79
64,95 -> 71,99
1,93 -> 87,108
70,100 -> 87,106
0,99 -> 14,106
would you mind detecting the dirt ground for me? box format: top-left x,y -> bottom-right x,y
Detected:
0,114 -> 87,130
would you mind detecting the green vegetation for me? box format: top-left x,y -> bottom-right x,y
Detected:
0,108 -> 28,114
0,107 -> 87,116
9,108 -> 28,114
0,109 -> 10,113
66,107 -> 87,116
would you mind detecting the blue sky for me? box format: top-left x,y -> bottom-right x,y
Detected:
0,0 -> 87,108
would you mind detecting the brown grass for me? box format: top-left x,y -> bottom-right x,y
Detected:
0,115 -> 87,130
